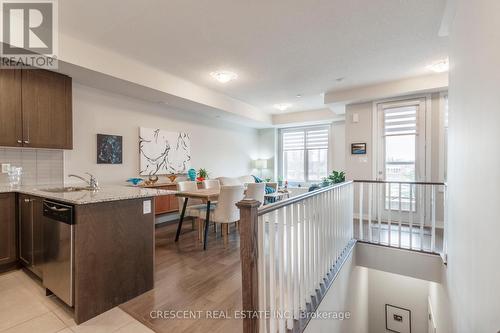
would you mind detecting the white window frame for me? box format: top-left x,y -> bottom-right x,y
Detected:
278,125 -> 330,184
372,95 -> 432,182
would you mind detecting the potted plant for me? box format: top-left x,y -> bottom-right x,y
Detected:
321,170 -> 346,186
197,168 -> 209,181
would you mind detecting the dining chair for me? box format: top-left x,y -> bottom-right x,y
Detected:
245,182 -> 266,207
202,179 -> 221,190
176,181 -> 205,231
197,185 -> 245,246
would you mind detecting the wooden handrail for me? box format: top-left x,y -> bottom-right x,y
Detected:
354,179 -> 446,186
258,181 -> 354,216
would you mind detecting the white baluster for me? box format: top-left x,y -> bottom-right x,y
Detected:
398,183 -> 402,248
368,183 -> 373,242
359,182 -> 364,240
278,207 -> 285,333
419,185 -> 425,251
293,203 -> 299,319
300,201 -> 306,308
388,183 -> 392,246
378,183 -> 382,244
258,215 -> 267,332
431,185 -> 436,253
269,210 -> 276,333
286,204 -> 293,329
409,184 -> 414,250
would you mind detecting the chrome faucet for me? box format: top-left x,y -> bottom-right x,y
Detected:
68,173 -> 99,190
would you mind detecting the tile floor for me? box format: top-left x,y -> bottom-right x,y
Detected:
0,269 -> 154,333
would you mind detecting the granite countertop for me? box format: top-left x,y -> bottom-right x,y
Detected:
0,185 -> 176,205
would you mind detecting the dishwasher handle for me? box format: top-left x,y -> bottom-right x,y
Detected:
44,202 -> 70,212
43,200 -> 74,224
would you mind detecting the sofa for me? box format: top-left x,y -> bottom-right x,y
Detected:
216,175 -> 278,192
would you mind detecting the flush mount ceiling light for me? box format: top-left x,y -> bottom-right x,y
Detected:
210,70 -> 238,83
274,103 -> 292,112
428,59 -> 449,73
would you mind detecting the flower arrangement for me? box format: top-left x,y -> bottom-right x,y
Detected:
197,168 -> 209,181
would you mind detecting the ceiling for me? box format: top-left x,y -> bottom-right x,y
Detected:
59,0 -> 448,114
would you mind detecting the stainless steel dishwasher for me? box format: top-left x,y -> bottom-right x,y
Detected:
42,200 -> 74,306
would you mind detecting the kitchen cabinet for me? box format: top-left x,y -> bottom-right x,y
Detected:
143,183 -> 179,215
0,69 -> 22,147
154,184 -> 180,215
0,193 -> 17,270
22,69 -> 73,149
0,68 -> 72,149
18,194 -> 43,278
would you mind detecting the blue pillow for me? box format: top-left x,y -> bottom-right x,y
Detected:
265,186 -> 275,194
252,175 -> 264,183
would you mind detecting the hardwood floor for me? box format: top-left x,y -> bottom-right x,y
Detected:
120,221 -> 243,333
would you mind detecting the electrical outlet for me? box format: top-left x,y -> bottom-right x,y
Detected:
1,163 -> 10,174
143,200 -> 152,214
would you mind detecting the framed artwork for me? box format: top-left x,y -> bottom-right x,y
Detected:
351,143 -> 367,155
385,304 -> 411,333
97,134 -> 123,164
139,127 -> 191,175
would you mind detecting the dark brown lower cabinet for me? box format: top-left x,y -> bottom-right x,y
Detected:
18,194 -> 43,278
0,193 -> 17,271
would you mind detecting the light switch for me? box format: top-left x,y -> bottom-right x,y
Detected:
352,113 -> 359,123
143,200 -> 152,214
1,163 -> 10,174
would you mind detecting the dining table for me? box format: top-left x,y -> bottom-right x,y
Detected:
174,189 -> 219,250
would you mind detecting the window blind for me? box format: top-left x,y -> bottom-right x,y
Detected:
282,131 -> 305,150
306,128 -> 329,149
384,106 -> 418,136
282,127 -> 329,150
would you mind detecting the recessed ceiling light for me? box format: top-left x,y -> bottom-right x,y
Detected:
428,59 -> 449,73
274,103 -> 292,111
295,94 -> 302,98
210,70 -> 238,83
336,77 -> 345,82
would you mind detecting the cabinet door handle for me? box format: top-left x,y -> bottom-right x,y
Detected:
23,140 -> 29,144
24,198 -> 30,203
17,140 -> 22,144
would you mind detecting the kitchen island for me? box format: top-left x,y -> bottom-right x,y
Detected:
0,185 -> 173,324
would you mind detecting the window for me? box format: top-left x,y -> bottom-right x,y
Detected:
280,126 -> 329,183
377,99 -> 426,212
384,106 -> 418,183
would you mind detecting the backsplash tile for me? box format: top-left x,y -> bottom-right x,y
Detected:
0,148 -> 64,186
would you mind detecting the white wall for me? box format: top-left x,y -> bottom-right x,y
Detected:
64,83 -> 260,184
331,121 -> 346,172
368,269 -> 430,333
344,93 -> 446,182
428,279 -> 451,333
304,253 -> 369,333
445,0 -> 500,331
257,128 -> 277,180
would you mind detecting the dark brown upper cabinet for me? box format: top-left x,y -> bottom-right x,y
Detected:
22,69 -> 73,149
0,68 -> 72,149
0,69 -> 23,147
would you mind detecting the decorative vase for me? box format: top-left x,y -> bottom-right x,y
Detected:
188,168 -> 196,181
126,178 -> 144,186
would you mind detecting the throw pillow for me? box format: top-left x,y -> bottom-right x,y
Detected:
252,175 -> 264,183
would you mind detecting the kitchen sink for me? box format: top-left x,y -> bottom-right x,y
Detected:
41,186 -> 94,193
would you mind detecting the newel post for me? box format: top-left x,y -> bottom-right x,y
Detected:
236,199 -> 261,333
